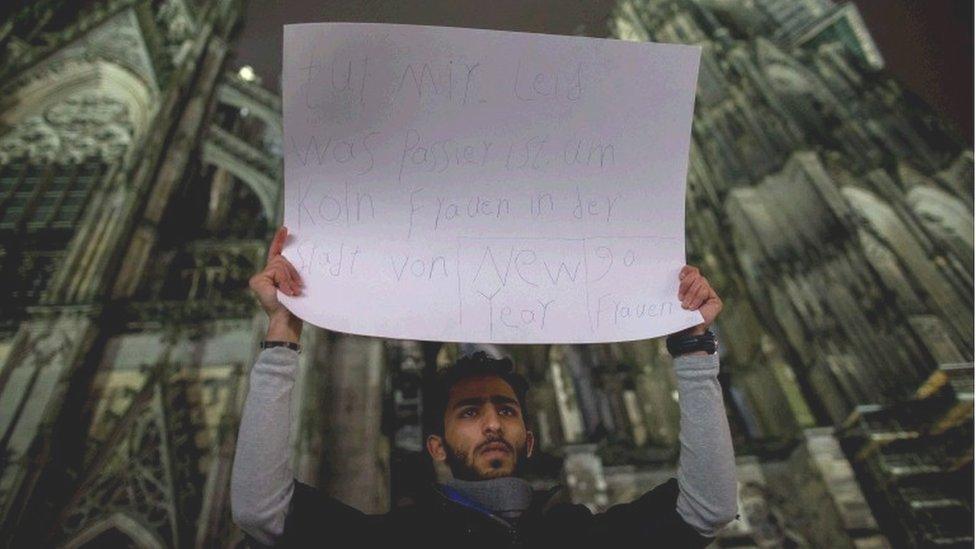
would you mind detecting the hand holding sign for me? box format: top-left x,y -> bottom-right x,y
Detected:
278,23 -> 703,343
677,265 -> 722,336
250,227 -> 304,344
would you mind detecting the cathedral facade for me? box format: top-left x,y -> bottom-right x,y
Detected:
0,0 -> 279,545
612,0 -> 973,546
0,0 -> 970,547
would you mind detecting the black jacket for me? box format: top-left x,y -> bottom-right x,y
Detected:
274,477 -> 712,548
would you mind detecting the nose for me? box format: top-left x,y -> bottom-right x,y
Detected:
482,407 -> 502,434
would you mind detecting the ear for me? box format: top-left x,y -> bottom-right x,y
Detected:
525,430 -> 535,458
426,434 -> 447,462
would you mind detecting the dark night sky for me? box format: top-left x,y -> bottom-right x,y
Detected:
232,0 -> 973,143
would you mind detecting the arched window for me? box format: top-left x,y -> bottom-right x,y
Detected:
0,91 -> 134,320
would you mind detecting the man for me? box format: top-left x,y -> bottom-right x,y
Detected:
232,226 -> 737,547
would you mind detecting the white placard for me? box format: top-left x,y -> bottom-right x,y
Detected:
280,23 -> 703,343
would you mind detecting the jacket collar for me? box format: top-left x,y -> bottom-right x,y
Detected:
428,481 -> 566,529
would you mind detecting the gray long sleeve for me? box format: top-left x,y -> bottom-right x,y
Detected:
673,353 -> 739,537
231,347 -> 300,546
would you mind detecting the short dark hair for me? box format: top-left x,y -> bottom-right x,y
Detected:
423,352 -> 530,437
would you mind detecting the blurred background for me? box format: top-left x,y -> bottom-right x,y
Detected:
0,0 -> 971,547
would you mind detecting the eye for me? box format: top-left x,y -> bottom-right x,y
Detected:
460,408 -> 478,418
499,406 -> 517,416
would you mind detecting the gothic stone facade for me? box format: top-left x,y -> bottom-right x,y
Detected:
0,0 -> 286,546
0,0 -> 971,548
611,0 -> 973,546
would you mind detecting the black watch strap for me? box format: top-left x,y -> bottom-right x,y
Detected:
260,340 -> 302,353
666,330 -> 717,357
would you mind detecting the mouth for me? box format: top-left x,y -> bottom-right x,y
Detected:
479,442 -> 512,456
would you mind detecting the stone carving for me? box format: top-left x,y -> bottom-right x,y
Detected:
155,0 -> 196,62
0,117 -> 61,163
0,93 -> 133,165
905,185 -> 974,268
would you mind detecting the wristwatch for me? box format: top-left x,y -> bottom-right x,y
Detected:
666,330 -> 717,357
260,340 -> 302,353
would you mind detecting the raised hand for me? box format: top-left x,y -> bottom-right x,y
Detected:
677,265 -> 722,336
249,227 -> 303,342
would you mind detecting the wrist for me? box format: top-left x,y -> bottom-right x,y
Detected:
666,329 -> 717,357
679,349 -> 709,357
267,311 -> 302,343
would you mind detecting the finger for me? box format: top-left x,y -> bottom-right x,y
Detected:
682,278 -> 705,308
678,271 -> 698,298
702,289 -> 722,312
690,283 -> 710,309
281,256 -> 303,287
679,265 -> 698,280
267,227 -> 288,262
270,256 -> 302,290
266,265 -> 282,289
277,264 -> 300,296
282,264 -> 301,295
681,277 -> 702,305
254,269 -> 278,291
690,277 -> 712,307
269,264 -> 294,296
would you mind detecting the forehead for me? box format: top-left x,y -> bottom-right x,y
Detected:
447,375 -> 518,405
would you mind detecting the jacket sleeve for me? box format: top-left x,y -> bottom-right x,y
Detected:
231,347 -> 301,545
587,478 -> 714,548
275,481 -> 375,547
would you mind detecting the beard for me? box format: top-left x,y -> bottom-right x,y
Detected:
443,436 -> 527,481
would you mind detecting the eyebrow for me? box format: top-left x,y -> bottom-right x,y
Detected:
452,395 -> 520,410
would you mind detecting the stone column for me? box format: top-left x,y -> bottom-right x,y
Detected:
204,167 -> 236,232
559,346 -> 601,439
113,34 -> 229,299
320,334 -> 389,514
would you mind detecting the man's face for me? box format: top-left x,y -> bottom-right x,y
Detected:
427,375 -> 534,481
